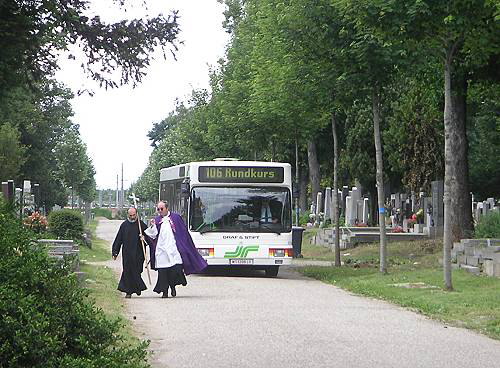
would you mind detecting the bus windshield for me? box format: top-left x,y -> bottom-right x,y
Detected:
190,187 -> 292,233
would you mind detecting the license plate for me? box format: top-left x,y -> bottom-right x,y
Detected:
230,259 -> 253,265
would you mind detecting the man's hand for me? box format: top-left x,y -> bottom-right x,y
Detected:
139,234 -> 145,242
112,255 -> 117,260
149,218 -> 155,226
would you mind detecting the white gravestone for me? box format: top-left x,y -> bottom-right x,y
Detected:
362,198 -> 369,224
324,188 -> 332,221
316,192 -> 323,225
345,196 -> 353,226
350,187 -> 361,223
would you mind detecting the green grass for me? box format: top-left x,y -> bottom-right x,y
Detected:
81,263 -> 141,346
298,229 -> 500,340
79,222 -> 141,346
80,219 -> 111,262
80,237 -> 111,262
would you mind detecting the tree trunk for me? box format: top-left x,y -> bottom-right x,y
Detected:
443,48 -> 457,291
299,166 -> 308,213
443,53 -> 474,290
85,201 -> 92,224
372,89 -> 387,274
452,71 -> 473,238
331,113 -> 341,267
295,137 -> 300,226
307,139 -> 321,210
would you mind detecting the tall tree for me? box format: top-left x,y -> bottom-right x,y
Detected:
334,0 -> 413,273
0,123 -> 26,182
404,0 -> 498,290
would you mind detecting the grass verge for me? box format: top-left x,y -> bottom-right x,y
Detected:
80,220 -> 144,347
80,218 -> 112,262
80,263 -> 139,346
297,230 -> 500,340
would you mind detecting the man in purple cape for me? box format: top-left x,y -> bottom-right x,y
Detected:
145,201 -> 207,298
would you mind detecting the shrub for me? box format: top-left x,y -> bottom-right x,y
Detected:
48,209 -> 84,240
299,210 -> 312,226
23,211 -> 48,233
116,209 -> 128,220
0,204 -> 150,368
474,210 -> 500,238
92,208 -> 113,219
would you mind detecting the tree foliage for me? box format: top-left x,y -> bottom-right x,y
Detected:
0,0 -> 180,91
133,0 -> 499,269
0,123 -> 26,182
1,0 -> 182,211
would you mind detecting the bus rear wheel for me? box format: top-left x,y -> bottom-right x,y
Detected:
265,266 -> 279,277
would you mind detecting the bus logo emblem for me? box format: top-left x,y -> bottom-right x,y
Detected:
224,245 -> 259,258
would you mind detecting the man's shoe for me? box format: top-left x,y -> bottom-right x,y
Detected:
171,287 -> 176,297
161,292 -> 168,298
125,294 -> 132,299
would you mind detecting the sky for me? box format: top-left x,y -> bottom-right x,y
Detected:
56,0 -> 229,190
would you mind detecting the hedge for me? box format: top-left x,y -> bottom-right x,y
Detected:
0,203 -> 150,368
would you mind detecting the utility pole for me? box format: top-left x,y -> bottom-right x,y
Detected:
121,162 -> 124,210
116,174 -> 119,209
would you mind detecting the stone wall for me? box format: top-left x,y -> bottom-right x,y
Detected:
451,239 -> 500,277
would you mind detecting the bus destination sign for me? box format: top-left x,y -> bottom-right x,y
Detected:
199,166 -> 284,183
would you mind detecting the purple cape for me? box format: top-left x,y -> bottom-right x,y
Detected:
148,213 -> 208,275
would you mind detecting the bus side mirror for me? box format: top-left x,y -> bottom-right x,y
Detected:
292,184 -> 300,199
181,180 -> 190,197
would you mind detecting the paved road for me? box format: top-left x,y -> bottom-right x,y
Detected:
96,219 -> 500,368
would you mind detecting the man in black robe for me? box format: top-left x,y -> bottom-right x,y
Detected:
112,207 -> 148,298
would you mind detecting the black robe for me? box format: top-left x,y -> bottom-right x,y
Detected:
112,220 -> 148,295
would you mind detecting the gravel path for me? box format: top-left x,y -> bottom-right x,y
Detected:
96,219 -> 500,368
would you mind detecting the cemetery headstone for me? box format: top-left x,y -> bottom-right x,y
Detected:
345,196 -> 353,226
362,198 -> 369,224
341,186 -> 349,216
431,180 -> 444,227
324,187 -> 332,221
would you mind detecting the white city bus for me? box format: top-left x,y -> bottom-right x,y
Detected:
159,159 -> 293,277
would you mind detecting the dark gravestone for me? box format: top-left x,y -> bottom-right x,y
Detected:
2,180 -> 15,201
33,183 -> 40,210
1,182 -> 7,201
431,180 -> 444,227
405,201 -> 412,218
8,180 -> 14,199
341,186 -> 349,216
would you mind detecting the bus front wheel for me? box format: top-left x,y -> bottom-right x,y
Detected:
265,266 -> 279,277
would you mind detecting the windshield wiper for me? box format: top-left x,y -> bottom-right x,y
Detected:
199,226 -> 218,234
195,222 -> 218,234
260,224 -> 281,235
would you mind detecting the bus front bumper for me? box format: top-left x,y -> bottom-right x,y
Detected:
205,258 -> 292,266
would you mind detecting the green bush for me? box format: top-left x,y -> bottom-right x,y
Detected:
116,209 -> 128,220
0,204 -> 150,368
92,208 -> 113,219
299,210 -> 311,226
474,210 -> 500,238
48,209 -> 84,240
